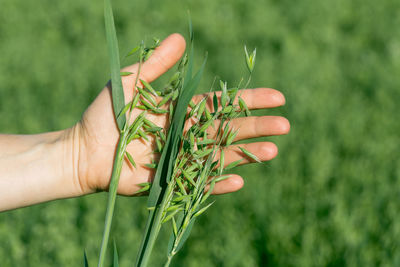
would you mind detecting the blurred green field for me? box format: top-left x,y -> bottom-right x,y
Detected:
1,0 -> 400,266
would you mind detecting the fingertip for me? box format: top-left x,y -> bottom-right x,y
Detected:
158,33 -> 186,62
166,33 -> 186,50
140,33 -> 187,82
212,175 -> 244,195
261,142 -> 278,159
230,175 -> 244,190
277,117 -> 291,134
268,88 -> 286,106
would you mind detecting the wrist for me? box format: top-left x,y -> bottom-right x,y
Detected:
0,127 -> 86,211
59,123 -> 88,197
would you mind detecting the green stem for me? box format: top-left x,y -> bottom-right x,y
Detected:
164,221 -> 185,267
136,181 -> 175,267
98,130 -> 128,267
243,73 -> 252,90
164,254 -> 173,267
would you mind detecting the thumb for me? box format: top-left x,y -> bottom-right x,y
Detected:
122,33 -> 186,84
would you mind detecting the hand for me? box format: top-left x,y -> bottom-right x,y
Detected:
75,33 -> 290,196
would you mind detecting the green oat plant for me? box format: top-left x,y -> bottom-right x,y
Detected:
135,30 -> 259,267
92,0 -> 260,266
134,31 -> 259,267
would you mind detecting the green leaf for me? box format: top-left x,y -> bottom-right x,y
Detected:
239,146 -> 262,163
159,130 -> 166,142
238,96 -> 251,116
120,71 -> 133,76
172,194 -> 193,203
98,2 -> 128,266
201,180 -> 215,204
188,11 -> 194,42
135,183 -> 151,194
182,169 -> 196,186
140,79 -> 159,96
125,45 -> 140,57
193,201 -> 214,217
83,251 -> 89,267
224,159 -> 243,170
162,208 -> 183,223
138,182 -> 152,187
166,204 -> 183,212
143,118 -> 158,128
125,151 -> 136,168
173,89 -> 180,101
104,0 -> 125,130
226,128 -> 239,146
155,137 -> 163,152
219,150 -> 225,175
145,163 -> 157,169
157,92 -> 173,107
189,99 -> 195,108
204,108 -> 212,120
117,101 -> 131,119
172,217 -> 178,237
228,88 -> 238,105
176,178 -> 187,195
214,174 -> 232,183
194,148 -> 213,158
151,108 -> 169,114
244,45 -> 256,73
199,118 -> 214,133
222,106 -> 233,114
197,97 -> 207,119
146,126 -> 163,133
141,96 -> 156,110
137,86 -> 157,106
197,138 -> 215,146
213,91 -> 218,113
128,110 -> 146,132
175,217 -> 196,252
168,102 -> 174,121
189,99 -> 201,117
137,128 -> 149,141
113,240 -> 119,267
220,122 -> 231,144
169,71 -> 181,86
220,80 -> 228,107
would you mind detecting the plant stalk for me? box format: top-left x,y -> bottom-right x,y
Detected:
136,180 -> 175,267
98,130 -> 129,267
164,254 -> 173,267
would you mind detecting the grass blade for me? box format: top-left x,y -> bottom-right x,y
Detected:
113,240 -> 119,267
125,45 -> 140,57
125,151 -> 136,168
140,79 -> 159,96
84,251 -> 89,267
104,0 -> 125,130
175,217 -> 196,253
224,159 -> 243,170
97,1 -> 129,266
193,201 -> 214,217
188,11 -> 194,42
239,146 -> 262,163
120,71 -> 133,76
213,92 -> 218,113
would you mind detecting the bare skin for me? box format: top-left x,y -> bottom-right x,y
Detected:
0,33 -> 289,211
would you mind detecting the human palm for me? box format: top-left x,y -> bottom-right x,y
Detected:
75,34 -> 290,196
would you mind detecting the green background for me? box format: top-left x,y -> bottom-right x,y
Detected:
1,0 -> 399,266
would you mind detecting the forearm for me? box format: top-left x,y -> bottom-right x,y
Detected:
0,126 -> 83,211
